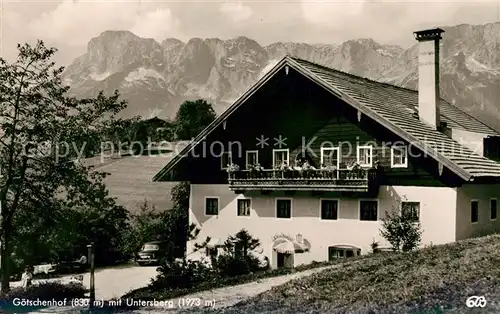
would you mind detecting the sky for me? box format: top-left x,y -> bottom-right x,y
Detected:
1,0 -> 500,65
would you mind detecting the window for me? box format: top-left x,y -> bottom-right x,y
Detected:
491,198 -> 497,220
360,200 -> 378,221
142,244 -> 159,251
391,145 -> 408,168
320,200 -> 338,220
221,152 -> 232,170
320,147 -> 340,168
357,145 -> 373,167
401,202 -> 420,221
328,248 -> 344,260
205,197 -> 219,216
273,149 -> 289,168
237,199 -> 251,216
276,199 -> 292,218
328,247 -> 361,261
471,200 -> 479,223
246,150 -> 258,169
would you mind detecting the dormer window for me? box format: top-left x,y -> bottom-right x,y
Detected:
357,145 -> 373,167
391,145 -> 408,168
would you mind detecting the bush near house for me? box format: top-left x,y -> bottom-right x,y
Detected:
0,282 -> 86,312
121,228 -> 364,303
218,234 -> 500,314
380,201 -> 423,252
149,229 -> 266,292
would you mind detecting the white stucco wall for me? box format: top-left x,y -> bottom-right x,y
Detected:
186,184 -> 458,268
456,183 -> 500,240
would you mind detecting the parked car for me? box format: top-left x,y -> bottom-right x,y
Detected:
135,241 -> 168,266
55,255 -> 88,274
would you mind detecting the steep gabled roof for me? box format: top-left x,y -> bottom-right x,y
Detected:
154,56 -> 500,182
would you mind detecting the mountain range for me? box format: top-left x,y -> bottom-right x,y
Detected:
62,22 -> 500,130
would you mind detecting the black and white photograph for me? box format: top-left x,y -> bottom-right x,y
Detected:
1,0 -> 500,313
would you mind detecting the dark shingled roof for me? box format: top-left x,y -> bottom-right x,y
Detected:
154,56 -> 500,181
290,57 -> 500,178
291,57 -> 499,136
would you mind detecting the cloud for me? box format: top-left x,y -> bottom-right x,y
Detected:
300,0 -> 500,45
219,2 -> 253,22
301,0 -> 365,28
301,0 -> 498,29
27,0 -> 180,46
130,8 -> 180,40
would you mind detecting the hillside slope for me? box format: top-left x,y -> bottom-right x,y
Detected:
216,235 -> 500,313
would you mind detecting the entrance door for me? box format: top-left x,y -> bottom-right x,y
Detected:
277,253 -> 293,268
277,253 -> 285,268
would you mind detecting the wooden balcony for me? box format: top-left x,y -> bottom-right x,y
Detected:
228,168 -> 378,193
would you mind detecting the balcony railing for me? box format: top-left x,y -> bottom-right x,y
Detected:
228,168 -> 378,192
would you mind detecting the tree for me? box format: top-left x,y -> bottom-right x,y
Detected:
0,41 -> 127,292
214,229 -> 263,277
121,200 -> 164,259
174,99 -> 216,140
160,182 -> 198,259
380,201 -> 423,252
224,229 -> 260,258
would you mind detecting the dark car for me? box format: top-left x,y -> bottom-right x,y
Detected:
135,241 -> 167,266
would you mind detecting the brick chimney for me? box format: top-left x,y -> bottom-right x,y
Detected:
413,28 -> 444,130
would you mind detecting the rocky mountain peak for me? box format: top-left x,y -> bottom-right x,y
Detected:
63,22 -> 500,130
161,38 -> 184,49
72,30 -> 164,78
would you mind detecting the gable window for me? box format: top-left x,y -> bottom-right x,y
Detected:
205,197 -> 219,216
320,199 -> 338,220
273,149 -> 289,168
391,145 -> 408,168
401,201 -> 420,221
276,199 -> 292,218
357,145 -> 373,167
471,200 -> 479,223
320,147 -> 340,168
246,150 -> 258,169
360,200 -> 378,221
491,198 -> 497,220
237,199 -> 251,217
221,152 -> 232,170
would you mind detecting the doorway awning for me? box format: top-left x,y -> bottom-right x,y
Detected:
273,238 -> 310,254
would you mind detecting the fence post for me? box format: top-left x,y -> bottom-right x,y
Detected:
87,243 -> 95,309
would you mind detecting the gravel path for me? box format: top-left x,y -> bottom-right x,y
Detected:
12,265 -> 159,300
18,264 -> 339,313
14,265 -> 159,313
132,264 -> 340,313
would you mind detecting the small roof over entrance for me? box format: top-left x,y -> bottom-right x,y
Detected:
273,237 -> 311,254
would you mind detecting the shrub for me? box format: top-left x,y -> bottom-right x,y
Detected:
0,281 -> 86,305
380,201 -> 422,252
212,229 -> 266,277
215,254 -> 261,277
152,258 -> 216,290
371,240 -> 381,254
